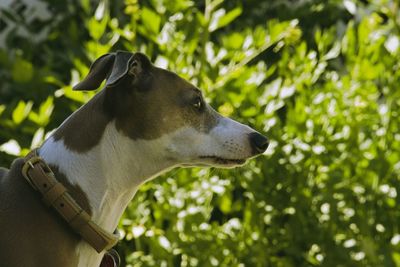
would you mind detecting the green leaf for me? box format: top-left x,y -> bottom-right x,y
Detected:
44,76 -> 64,87
85,0 -> 109,40
63,85 -> 94,103
39,97 -> 54,123
141,7 -> 161,35
30,127 -> 45,149
80,0 -> 91,13
279,85 -> 296,99
392,252 -> 400,266
209,7 -> 242,32
29,97 -> 54,126
222,32 -> 244,50
12,58 -> 33,83
219,193 -> 232,214
323,42 -> 341,60
217,7 -> 242,30
0,139 -> 21,156
94,0 -> 106,20
242,107 -> 258,117
0,105 -> 5,116
87,15 -> 109,40
12,101 -> 33,125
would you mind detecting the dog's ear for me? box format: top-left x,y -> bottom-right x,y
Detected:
73,51 -> 152,91
128,53 -> 151,83
73,53 -> 116,91
106,51 -> 135,87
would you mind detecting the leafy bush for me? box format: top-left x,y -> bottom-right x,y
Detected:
1,0 -> 399,266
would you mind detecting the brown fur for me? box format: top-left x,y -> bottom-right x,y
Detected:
112,67 -> 220,140
0,52 -> 224,266
54,57 -> 219,152
0,159 -> 80,267
53,91 -> 111,153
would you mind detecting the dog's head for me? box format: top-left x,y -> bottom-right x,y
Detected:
73,51 -> 268,168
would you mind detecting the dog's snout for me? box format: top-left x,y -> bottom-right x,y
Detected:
249,132 -> 269,154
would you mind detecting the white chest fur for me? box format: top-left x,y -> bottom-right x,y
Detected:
39,121 -> 176,266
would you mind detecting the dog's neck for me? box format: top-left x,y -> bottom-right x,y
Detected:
39,94 -> 176,233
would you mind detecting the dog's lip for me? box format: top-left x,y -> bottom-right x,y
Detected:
199,155 -> 247,165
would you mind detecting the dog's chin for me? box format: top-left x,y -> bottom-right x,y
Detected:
193,156 -> 248,169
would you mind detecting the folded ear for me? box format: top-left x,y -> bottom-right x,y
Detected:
73,51 -> 152,91
106,51 -> 135,87
73,53 -> 116,91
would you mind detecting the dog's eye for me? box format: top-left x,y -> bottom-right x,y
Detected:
192,97 -> 203,110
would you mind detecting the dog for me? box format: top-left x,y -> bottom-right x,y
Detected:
0,51 -> 269,267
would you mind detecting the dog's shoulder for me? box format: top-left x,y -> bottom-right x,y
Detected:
0,166 -> 9,180
0,158 -> 26,202
0,158 -> 81,266
0,158 -> 24,182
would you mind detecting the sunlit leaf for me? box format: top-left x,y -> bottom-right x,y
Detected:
209,7 -> 242,32
0,105 -> 5,116
0,139 -> 21,156
12,101 -> 33,125
30,127 -> 45,149
141,7 -> 161,35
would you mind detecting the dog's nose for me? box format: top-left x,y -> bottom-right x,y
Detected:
249,132 -> 269,154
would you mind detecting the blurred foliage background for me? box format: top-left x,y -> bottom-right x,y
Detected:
1,0 -> 400,266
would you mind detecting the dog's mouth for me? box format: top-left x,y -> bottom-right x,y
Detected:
198,155 -> 247,167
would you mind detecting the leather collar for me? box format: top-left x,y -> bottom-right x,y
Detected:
22,149 -> 119,253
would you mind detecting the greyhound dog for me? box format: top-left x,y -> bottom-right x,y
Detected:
0,51 -> 268,267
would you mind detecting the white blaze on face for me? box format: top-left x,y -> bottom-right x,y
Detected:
165,117 -> 256,166
208,117 -> 256,157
